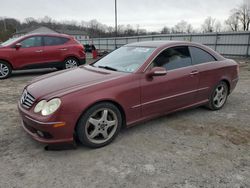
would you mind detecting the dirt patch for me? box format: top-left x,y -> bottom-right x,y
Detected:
168,122 -> 250,145
215,126 -> 250,145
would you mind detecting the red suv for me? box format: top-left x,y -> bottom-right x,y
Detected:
0,33 -> 86,79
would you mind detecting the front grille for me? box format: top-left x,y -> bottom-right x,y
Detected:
20,89 -> 36,109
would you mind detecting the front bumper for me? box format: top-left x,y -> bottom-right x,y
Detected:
18,103 -> 74,144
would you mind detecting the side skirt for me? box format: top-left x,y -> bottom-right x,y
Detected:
126,99 -> 209,128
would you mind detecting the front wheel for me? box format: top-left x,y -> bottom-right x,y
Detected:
76,103 -> 122,148
208,81 -> 229,110
0,61 -> 12,79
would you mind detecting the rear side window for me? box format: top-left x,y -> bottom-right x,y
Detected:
153,46 -> 192,71
189,47 -> 216,65
43,37 -> 69,46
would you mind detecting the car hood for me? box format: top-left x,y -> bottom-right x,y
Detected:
26,65 -> 127,99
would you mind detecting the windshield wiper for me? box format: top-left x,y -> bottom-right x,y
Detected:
98,66 -> 117,71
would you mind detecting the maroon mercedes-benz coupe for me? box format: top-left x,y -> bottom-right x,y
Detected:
18,41 -> 239,148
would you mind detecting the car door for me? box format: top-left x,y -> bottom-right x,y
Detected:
189,46 -> 218,102
13,36 -> 44,68
141,46 -> 199,117
42,36 -> 70,64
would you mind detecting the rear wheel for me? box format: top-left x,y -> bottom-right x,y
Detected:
0,61 -> 12,79
64,58 -> 79,69
208,81 -> 228,110
76,102 -> 122,148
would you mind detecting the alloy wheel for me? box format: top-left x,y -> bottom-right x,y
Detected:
213,84 -> 228,108
0,63 -> 10,78
65,59 -> 78,69
85,108 -> 118,144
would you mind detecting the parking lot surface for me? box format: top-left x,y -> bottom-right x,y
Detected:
0,61 -> 250,188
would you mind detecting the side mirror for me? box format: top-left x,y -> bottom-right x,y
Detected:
15,43 -> 22,49
147,67 -> 167,77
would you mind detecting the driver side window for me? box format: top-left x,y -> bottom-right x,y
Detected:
20,37 -> 42,48
152,46 -> 192,71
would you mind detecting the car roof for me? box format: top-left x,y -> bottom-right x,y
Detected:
125,40 -> 194,48
21,33 -> 72,39
125,40 -> 225,61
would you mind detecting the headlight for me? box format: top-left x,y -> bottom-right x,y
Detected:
34,98 -> 61,116
41,98 -> 61,116
34,100 -> 47,113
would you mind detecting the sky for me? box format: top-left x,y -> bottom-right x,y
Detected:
0,0 -> 243,31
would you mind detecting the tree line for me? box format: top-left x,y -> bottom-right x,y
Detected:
0,0 -> 249,42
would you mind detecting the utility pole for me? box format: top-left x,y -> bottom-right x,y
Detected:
115,0 -> 118,48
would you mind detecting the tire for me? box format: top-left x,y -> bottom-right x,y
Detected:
0,61 -> 12,79
63,58 -> 79,69
76,102 -> 122,148
207,81 -> 229,110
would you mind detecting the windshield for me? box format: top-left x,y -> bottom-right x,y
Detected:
93,46 -> 155,73
0,37 -> 21,47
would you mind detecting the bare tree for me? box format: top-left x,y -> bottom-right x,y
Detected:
124,24 -> 136,36
172,20 -> 193,33
226,0 -> 250,31
214,21 -> 222,32
106,26 -> 114,36
161,26 -> 171,34
236,0 -> 250,31
202,17 -> 216,32
186,24 -> 193,33
225,10 -> 240,31
24,17 -> 36,24
0,17 -> 7,31
41,16 -> 52,23
135,24 -> 140,35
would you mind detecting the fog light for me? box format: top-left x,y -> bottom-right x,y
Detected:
37,130 -> 44,137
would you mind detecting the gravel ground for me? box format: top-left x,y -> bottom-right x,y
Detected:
0,61 -> 250,188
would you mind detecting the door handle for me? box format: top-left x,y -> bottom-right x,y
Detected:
190,70 -> 199,76
35,50 -> 43,53
60,48 -> 68,51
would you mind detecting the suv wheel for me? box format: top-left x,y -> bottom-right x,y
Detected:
64,58 -> 79,69
0,61 -> 12,79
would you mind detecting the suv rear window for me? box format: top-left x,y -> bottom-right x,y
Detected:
43,36 -> 69,46
189,47 -> 216,65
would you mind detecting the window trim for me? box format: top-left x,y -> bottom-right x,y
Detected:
189,46 -> 217,65
144,45 -> 193,72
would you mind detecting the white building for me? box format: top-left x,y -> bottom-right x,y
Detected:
13,26 -> 89,41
